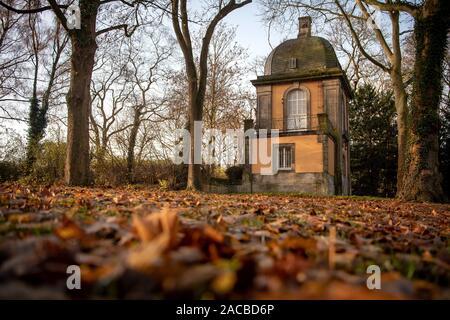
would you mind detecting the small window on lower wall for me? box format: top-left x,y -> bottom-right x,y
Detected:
278,144 -> 295,170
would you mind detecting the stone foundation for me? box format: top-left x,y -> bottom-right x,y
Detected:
251,172 -> 334,195
202,172 -> 335,195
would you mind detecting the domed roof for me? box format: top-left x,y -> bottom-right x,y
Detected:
264,36 -> 341,76
252,17 -> 352,97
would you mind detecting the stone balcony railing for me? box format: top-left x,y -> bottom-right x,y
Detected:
255,115 -> 321,132
251,113 -> 348,144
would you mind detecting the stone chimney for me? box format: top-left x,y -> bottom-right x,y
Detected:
298,16 -> 312,38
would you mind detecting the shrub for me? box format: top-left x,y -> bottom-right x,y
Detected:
91,156 -> 128,186
225,166 -> 243,183
158,179 -> 169,190
0,161 -> 24,182
91,158 -> 188,189
29,141 -> 66,184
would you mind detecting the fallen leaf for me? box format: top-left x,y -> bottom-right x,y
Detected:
211,271 -> 237,295
54,217 -> 84,240
132,206 -> 178,247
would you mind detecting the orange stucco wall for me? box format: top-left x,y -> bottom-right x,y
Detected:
271,80 -> 323,124
252,80 -> 326,175
251,135 -> 323,174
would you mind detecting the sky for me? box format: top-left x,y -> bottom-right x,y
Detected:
206,2 -> 299,83
194,1 -> 299,66
225,3 -> 278,60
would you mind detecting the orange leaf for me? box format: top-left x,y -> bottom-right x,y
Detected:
132,206 -> 178,247
204,225 -> 224,243
55,217 -> 84,240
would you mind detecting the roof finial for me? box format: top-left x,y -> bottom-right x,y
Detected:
298,16 -> 312,38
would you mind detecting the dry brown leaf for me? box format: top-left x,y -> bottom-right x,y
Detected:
211,271 -> 237,294
127,206 -> 179,270
54,217 -> 85,240
8,213 -> 33,223
1,185 -> 449,299
132,206 -> 178,247
126,234 -> 168,270
203,225 -> 224,243
328,226 -> 336,270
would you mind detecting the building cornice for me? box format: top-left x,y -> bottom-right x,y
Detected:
251,68 -> 353,99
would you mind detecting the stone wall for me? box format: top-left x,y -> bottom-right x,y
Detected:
202,172 -> 334,195
252,172 -> 334,195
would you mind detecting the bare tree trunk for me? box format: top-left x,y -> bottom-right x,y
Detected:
127,108 -> 141,184
64,3 -> 99,186
65,39 -> 96,185
399,0 -> 448,202
126,128 -> 138,184
391,70 -> 408,193
186,81 -> 202,190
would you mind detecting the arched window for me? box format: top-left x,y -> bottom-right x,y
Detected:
285,89 -> 308,130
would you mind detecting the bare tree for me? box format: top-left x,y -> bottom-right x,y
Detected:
123,34 -> 172,183
170,0 -> 252,190
202,25 -> 253,171
0,5 -> 30,122
325,19 -> 388,91
0,0 -> 156,185
204,25 -> 252,130
90,49 -> 133,163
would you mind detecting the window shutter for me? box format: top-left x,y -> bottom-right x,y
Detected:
325,88 -> 338,129
258,95 -> 271,129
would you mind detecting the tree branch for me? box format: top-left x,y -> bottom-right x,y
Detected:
47,0 -> 69,31
334,0 -> 390,72
96,24 -> 137,36
171,0 -> 196,79
171,0 -> 188,58
362,0 -> 419,17
356,0 -> 393,60
198,0 -> 252,104
0,1 -> 64,14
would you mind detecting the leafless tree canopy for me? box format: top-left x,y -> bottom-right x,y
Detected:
0,0 -> 448,201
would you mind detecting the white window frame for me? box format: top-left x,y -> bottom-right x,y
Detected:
286,89 -> 308,130
277,144 -> 294,171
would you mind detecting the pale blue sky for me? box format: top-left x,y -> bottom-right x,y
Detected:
225,3 -> 276,60
205,2 -> 297,63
